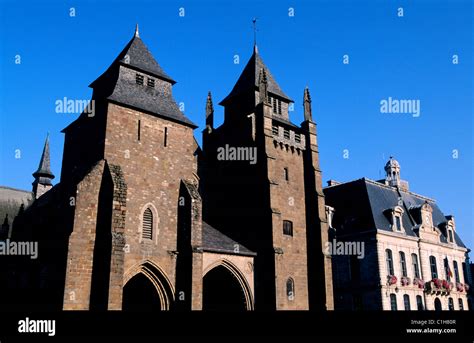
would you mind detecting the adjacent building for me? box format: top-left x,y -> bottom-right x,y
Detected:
325,158 -> 472,311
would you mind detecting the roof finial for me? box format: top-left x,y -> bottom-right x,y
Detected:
206,91 -> 214,130
134,23 -> 140,38
303,87 -> 313,121
252,17 -> 258,52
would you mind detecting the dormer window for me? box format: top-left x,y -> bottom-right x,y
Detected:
420,202 -> 433,228
395,216 -> 402,231
147,78 -> 155,88
136,73 -> 144,85
448,229 -> 454,243
390,206 -> 404,233
446,218 -> 455,243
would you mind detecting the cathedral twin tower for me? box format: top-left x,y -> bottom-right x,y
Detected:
21,27 -> 334,311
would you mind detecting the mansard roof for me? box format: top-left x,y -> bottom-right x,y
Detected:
88,29 -> 196,128
220,45 -> 293,105
323,178 -> 467,248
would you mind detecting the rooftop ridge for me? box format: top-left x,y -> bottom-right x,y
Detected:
0,185 -> 32,194
363,178 -> 435,202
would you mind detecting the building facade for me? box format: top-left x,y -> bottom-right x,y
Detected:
0,27 -> 333,311
325,158 -> 472,311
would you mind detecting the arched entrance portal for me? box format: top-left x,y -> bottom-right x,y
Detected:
122,261 -> 174,311
122,273 -> 161,311
203,264 -> 251,311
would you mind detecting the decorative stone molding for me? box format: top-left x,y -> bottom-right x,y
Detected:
272,125 -> 306,151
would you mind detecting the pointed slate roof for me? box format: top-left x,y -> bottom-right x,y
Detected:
85,28 -> 196,128
33,135 -> 54,185
91,28 -> 175,86
220,45 -> 293,105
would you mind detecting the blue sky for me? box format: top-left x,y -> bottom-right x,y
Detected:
0,0 -> 472,257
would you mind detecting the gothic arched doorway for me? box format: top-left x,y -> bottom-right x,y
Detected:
434,298 -> 442,311
122,273 -> 161,311
122,261 -> 174,311
203,264 -> 250,311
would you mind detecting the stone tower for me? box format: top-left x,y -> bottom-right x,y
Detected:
200,44 -> 333,310
60,27 -> 201,310
32,134 -> 55,199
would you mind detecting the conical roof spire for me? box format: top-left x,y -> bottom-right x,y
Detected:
33,134 -> 54,185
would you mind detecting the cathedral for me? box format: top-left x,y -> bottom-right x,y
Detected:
1,26 -> 471,312
0,26 -> 333,311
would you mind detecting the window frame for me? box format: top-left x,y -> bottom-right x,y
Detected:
448,297 -> 454,311
416,295 -> 424,311
390,294 -> 397,311
139,204 -> 158,243
386,249 -> 394,276
286,278 -> 295,301
411,253 -> 420,279
399,251 -> 407,277
142,207 -> 153,240
283,220 -> 293,237
429,255 -> 438,279
403,294 -> 411,311
453,261 -> 460,283
444,257 -> 451,282
395,216 -> 402,231
448,229 -> 454,243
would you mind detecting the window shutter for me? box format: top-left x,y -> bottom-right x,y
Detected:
142,208 -> 153,240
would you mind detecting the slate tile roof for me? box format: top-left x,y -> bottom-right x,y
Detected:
220,46 -> 293,105
88,32 -> 196,128
324,178 -> 466,248
202,221 -> 256,256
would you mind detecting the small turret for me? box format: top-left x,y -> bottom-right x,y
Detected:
32,134 -> 55,199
